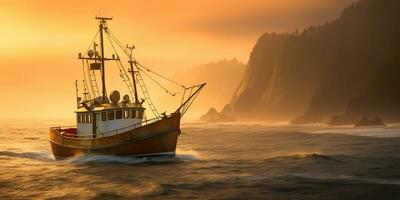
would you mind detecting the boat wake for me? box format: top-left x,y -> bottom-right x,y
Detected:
175,148 -> 200,160
65,149 -> 200,165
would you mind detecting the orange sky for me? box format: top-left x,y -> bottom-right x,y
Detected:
0,0 -> 357,119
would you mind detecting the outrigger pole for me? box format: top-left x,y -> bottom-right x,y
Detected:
175,83 -> 206,116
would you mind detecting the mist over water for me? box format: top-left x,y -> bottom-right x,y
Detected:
1,120 -> 400,199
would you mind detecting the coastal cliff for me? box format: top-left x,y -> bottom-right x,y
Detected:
229,0 -> 400,124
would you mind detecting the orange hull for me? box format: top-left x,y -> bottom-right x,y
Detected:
49,113 -> 181,159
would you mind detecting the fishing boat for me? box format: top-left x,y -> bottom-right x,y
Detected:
49,17 -> 205,159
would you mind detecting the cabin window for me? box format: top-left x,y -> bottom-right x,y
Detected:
84,114 -> 90,123
87,114 -> 92,123
139,110 -> 144,119
82,114 -> 87,123
124,109 -> 129,119
116,110 -> 123,119
108,111 -> 115,120
130,109 -> 135,118
101,112 -> 107,121
135,110 -> 140,118
78,113 -> 92,123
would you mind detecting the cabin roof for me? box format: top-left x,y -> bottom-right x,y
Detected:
75,102 -> 145,113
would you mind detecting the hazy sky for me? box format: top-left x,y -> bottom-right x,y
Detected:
0,0 -> 357,119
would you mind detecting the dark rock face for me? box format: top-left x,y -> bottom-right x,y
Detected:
230,0 -> 400,124
231,31 -> 326,121
230,34 -> 289,120
300,0 -> 400,124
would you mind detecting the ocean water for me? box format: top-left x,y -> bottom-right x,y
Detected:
1,120 -> 400,200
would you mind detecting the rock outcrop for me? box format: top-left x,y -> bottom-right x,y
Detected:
199,107 -> 236,123
354,116 -> 386,127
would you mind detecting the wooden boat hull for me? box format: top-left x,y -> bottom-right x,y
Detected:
49,113 -> 181,160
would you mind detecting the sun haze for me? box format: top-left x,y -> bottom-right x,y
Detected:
0,0 -> 357,119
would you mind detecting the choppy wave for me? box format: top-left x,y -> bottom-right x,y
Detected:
283,152 -> 335,160
0,150 -> 53,161
311,126 -> 400,138
286,173 -> 400,186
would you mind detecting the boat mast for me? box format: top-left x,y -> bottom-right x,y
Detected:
96,16 -> 112,103
127,45 -> 139,104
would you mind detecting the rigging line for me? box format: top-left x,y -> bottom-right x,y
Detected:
180,84 -> 205,115
183,87 -> 193,111
137,67 -> 176,96
79,30 -> 100,102
185,84 -> 205,89
135,62 -> 187,89
85,59 -> 96,97
107,29 -> 131,57
107,28 -> 187,89
104,32 -> 124,69
117,59 -> 137,98
104,31 -> 120,58
108,30 -> 129,55
104,32 -> 123,77
108,29 -> 162,118
180,88 -> 186,106
105,31 -> 137,99
137,67 -> 177,96
135,70 -> 161,118
82,59 -> 92,99
83,30 -> 100,57
182,89 -> 201,115
82,80 -> 91,101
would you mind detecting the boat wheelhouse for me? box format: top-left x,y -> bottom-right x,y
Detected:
75,102 -> 145,138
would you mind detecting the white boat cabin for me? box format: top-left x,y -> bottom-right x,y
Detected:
76,103 -> 145,138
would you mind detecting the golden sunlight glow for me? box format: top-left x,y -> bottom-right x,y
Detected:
0,0 -> 357,119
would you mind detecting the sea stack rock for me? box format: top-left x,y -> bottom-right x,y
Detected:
199,107 -> 236,123
354,116 -> 386,127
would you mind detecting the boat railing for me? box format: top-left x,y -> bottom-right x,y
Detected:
52,125 -> 77,130
51,116 -> 165,139
98,117 -> 161,138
